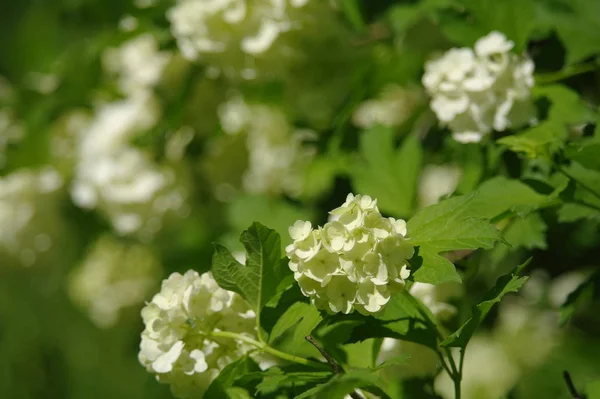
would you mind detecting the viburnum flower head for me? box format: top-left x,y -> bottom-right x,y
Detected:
287,194 -> 414,315
139,270 -> 256,398
423,31 -> 535,143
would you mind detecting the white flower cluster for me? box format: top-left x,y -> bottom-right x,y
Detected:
103,33 -> 171,96
68,235 -> 161,328
352,84 -> 423,129
423,31 -> 535,143
218,96 -> 315,197
71,94 -> 189,240
167,0 -> 310,79
139,270 -> 256,398
286,194 -> 414,314
0,167 -> 64,266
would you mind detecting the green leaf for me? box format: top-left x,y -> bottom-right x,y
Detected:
560,270 -> 600,325
268,302 -> 323,346
352,127 -> 422,218
351,290 -> 438,350
533,85 -> 595,126
256,368 -> 331,395
212,223 -> 288,315
586,378 -> 600,399
560,162 -> 600,212
460,0 -> 536,51
565,140 -> 600,171
467,177 -> 551,219
558,203 -> 600,223
373,354 -> 411,371
294,369 -> 392,399
497,122 -> 565,160
225,387 -> 253,399
204,356 -> 259,399
488,213 -> 548,265
408,193 -> 503,284
339,0 -> 365,31
441,259 -> 531,348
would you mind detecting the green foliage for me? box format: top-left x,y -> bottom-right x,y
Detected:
204,356 -> 260,399
212,223 -> 291,323
268,302 -> 323,346
441,259 -> 531,348
560,270 -> 600,325
352,127 -> 422,218
408,193 -> 503,284
295,369 -> 392,399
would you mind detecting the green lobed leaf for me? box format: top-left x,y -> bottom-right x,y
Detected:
497,122 -> 565,160
294,369 -> 392,399
212,223 -> 289,315
407,193 -> 503,284
533,85 -> 596,127
268,302 -> 323,346
255,368 -> 331,395
560,162 -> 600,215
352,126 -> 423,218
225,387 -> 253,399
565,140 -> 600,171
441,259 -> 531,348
488,213 -> 548,265
204,356 -> 260,399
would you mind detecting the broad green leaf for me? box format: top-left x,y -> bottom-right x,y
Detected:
561,162 -> 600,211
441,259 -> 531,348
560,270 -> 600,325
255,368 -> 331,395
352,127 -> 422,218
558,203 -> 600,223
534,85 -> 595,126
468,177 -> 551,219
225,387 -> 253,399
268,302 -> 323,346
488,213 -> 547,265
565,140 -> 600,171
351,290 -> 438,350
204,356 -> 259,399
497,122 -> 565,160
212,223 -> 288,315
294,369 -> 392,399
408,193 -> 502,284
373,354 -> 411,371
459,0 -> 536,51
586,378 -> 600,399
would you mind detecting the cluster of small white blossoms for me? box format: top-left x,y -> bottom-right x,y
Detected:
103,33 -> 171,96
139,270 -> 257,398
218,96 -> 315,197
68,235 -> 161,328
286,194 -> 414,314
423,31 -> 535,143
71,97 -> 189,240
0,167 -> 64,266
352,84 -> 424,129
167,0 -> 311,80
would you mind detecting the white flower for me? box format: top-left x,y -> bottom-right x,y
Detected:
287,194 -> 414,314
71,94 -> 189,240
103,33 -> 171,96
423,31 -> 535,143
352,85 -> 423,129
0,167 -> 64,267
68,235 -> 161,327
217,96 -> 315,197
139,270 -> 257,398
167,0 -> 311,79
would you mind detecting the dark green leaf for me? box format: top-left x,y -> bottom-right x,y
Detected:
294,369 -> 392,399
204,356 -> 259,399
269,302 -> 323,346
560,270 -> 600,325
408,193 -> 503,284
441,259 -> 531,348
256,368 -> 331,395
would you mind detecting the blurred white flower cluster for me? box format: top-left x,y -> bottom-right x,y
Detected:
287,194 -> 414,314
68,235 -> 161,328
218,96 -> 315,197
167,0 -> 312,80
139,270 -> 256,398
103,33 -> 171,96
352,84 -> 424,129
423,31 -> 535,143
0,167 -> 64,266
378,282 -> 461,378
71,95 -> 189,240
70,34 -> 189,240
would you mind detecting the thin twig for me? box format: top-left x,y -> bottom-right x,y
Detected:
564,371 -> 586,399
305,336 -> 365,399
